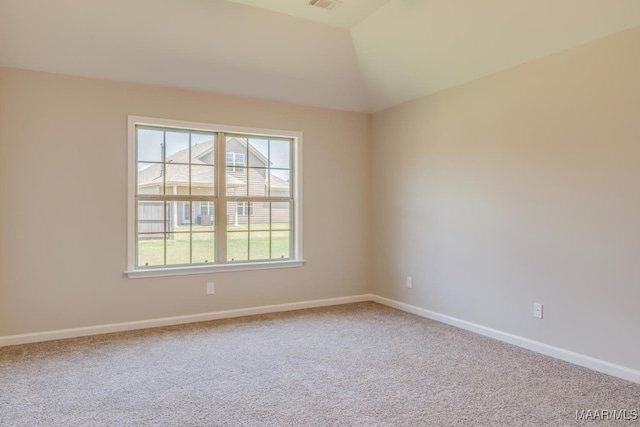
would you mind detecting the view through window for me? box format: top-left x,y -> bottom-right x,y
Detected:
129,117 -> 300,275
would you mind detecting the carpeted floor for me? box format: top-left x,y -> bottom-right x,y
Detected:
0,302 -> 638,426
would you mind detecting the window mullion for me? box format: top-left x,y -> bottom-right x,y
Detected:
216,132 -> 227,263
289,139 -> 295,259
163,131 -> 167,266
188,133 -> 193,265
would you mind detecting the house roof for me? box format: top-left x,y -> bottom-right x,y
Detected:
161,138 -> 215,165
269,174 -> 289,191
230,137 -> 270,166
138,138 -> 219,188
137,163 -> 245,189
3,1 -> 638,112
138,138 -> 288,190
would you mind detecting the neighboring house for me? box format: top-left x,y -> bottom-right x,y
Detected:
137,137 -> 290,233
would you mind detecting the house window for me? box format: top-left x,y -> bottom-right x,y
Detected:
225,152 -> 245,172
127,116 -> 303,277
200,201 -> 214,216
236,202 -> 254,216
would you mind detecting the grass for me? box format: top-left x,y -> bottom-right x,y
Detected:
137,224 -> 290,267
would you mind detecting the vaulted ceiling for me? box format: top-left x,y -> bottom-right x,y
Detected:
1,0 -> 640,113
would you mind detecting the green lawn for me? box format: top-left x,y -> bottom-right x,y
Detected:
137,226 -> 290,267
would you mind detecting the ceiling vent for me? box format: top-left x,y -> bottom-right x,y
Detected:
308,0 -> 343,11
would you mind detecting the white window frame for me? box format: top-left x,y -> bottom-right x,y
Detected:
126,116 -> 304,278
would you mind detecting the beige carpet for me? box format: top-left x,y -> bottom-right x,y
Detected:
0,302 -> 638,426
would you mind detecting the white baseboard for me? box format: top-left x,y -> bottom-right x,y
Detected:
2,293 -> 638,385
371,295 -> 640,385
0,294 -> 372,347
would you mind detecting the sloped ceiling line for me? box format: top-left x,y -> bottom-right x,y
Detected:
1,0 -> 639,113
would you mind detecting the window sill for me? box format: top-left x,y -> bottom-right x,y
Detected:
125,260 -> 305,279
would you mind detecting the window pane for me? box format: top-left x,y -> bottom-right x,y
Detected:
195,202 -> 215,228
137,128 -> 164,162
192,133 -> 215,165
191,165 -> 215,196
192,232 -> 215,263
227,232 -> 248,261
227,170 -> 248,196
271,231 -> 290,259
272,202 -> 291,230
164,164 -> 189,194
137,201 -> 166,234
269,138 -> 291,170
166,233 -> 190,265
226,137 -> 247,154
165,131 -> 190,162
137,233 -> 164,267
226,137 -> 247,166
268,170 -> 290,197
227,201 -> 246,229
248,137 -> 269,167
249,202 -> 268,231
250,231 -> 270,260
172,201 -> 197,228
165,202 -> 176,235
137,162 -> 163,195
247,168 -> 266,197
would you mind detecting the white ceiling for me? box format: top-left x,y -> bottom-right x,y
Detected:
353,0 -> 640,111
227,0 -> 392,29
1,0 -> 640,113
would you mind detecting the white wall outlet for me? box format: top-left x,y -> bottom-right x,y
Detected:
533,303 -> 543,319
406,276 -> 413,289
206,282 -> 215,295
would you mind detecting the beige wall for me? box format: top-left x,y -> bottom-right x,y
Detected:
0,68 -> 372,335
2,27 -> 639,374
372,27 -> 640,370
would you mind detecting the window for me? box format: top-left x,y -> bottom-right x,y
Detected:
225,152 -> 245,172
200,201 -> 214,216
236,202 -> 254,216
127,116 -> 303,277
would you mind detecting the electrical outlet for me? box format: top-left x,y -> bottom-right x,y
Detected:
206,282 -> 215,295
406,276 -> 413,289
533,303 -> 543,319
